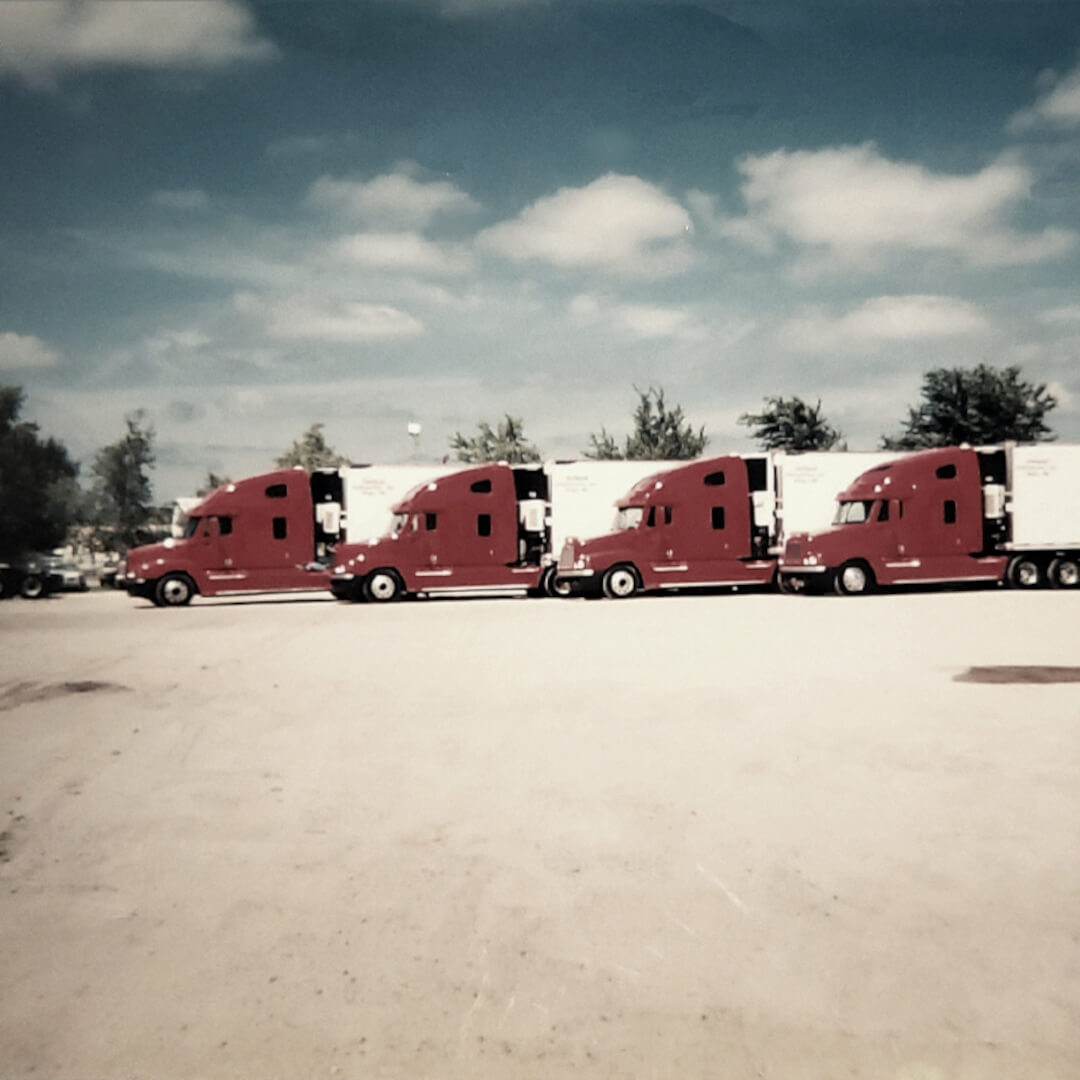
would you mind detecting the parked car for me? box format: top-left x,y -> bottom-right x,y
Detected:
0,561 -> 62,600
44,558 -> 89,592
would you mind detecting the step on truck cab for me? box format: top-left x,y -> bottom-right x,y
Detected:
122,463 -> 460,606
330,459 -> 672,602
778,443 -> 1080,594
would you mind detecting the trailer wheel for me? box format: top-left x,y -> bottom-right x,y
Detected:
154,573 -> 195,607
833,561 -> 873,596
20,573 -> 45,600
1048,556 -> 1080,589
363,569 -> 402,603
1007,556 -> 1042,590
602,564 -> 639,599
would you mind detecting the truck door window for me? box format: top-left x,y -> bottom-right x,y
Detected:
663,506 -> 673,525
711,507 -> 725,530
646,507 -> 656,527
218,516 -> 233,535
877,501 -> 889,522
477,514 -> 491,537
273,517 -> 287,540
425,513 -> 437,531
183,516 -> 201,539
943,500 -> 957,525
266,483 -> 287,498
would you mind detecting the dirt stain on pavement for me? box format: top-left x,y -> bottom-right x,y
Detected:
0,680 -> 130,711
955,666 -> 1080,684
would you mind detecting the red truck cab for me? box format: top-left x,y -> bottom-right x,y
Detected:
555,455 -> 775,598
122,468 -> 338,605
331,463 -> 553,601
778,447 -> 1007,594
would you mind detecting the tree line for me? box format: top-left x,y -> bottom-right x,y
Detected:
0,364 -> 1059,561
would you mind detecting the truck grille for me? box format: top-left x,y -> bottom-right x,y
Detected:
557,546 -> 574,571
786,540 -> 802,558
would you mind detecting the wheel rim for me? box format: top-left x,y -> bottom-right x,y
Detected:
22,577 -> 43,599
369,574 -> 397,601
162,578 -> 189,604
1058,561 -> 1080,587
1016,561 -> 1039,587
841,566 -> 867,593
607,568 -> 636,598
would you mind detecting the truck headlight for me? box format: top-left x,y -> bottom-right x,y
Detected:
574,556 -> 588,570
333,565 -> 347,575
805,555 -> 818,566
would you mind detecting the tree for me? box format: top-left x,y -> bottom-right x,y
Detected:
883,364 -> 1057,450
450,415 -> 541,463
0,386 -> 79,560
739,395 -> 845,451
91,411 -> 156,550
275,423 -> 346,470
585,386 -> 707,460
196,470 -> 231,497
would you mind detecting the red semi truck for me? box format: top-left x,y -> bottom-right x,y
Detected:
329,459 -> 673,602
120,463 -> 461,605
778,443 -> 1080,594
553,451 -> 902,598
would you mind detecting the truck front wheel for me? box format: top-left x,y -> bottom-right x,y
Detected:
833,561 -> 874,596
602,565 -> 639,599
154,573 -> 195,607
1007,556 -> 1042,590
539,566 -> 572,598
363,569 -> 402,603
1048,556 -> 1079,589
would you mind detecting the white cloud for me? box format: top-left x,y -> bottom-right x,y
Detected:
150,189 -> 210,211
1010,61 -> 1080,132
330,232 -> 473,276
305,171 -> 478,229
722,144 -> 1075,268
234,292 -> 424,343
478,174 -> 695,277
569,294 -> 704,341
0,331 -> 60,370
0,1 -> 276,89
1037,303 -> 1080,325
777,295 -> 990,354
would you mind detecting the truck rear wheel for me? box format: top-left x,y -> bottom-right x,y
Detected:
602,565 -> 639,599
833,561 -> 873,596
154,573 -> 195,607
363,569 -> 402,603
1048,556 -> 1079,589
1007,556 -> 1042,589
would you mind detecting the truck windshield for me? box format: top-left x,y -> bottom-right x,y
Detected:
833,500 -> 874,525
182,516 -> 201,538
389,512 -> 409,535
613,506 -> 644,531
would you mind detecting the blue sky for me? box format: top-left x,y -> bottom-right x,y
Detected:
2,0 -> 1080,500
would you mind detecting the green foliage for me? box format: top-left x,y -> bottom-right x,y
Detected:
585,387 -> 707,460
450,415 -> 541,464
883,364 -> 1057,449
739,395 -> 845,451
275,423 -> 346,470
91,411 -> 157,550
196,470 -> 231,497
0,386 -> 79,561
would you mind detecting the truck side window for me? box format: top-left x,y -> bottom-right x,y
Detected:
943,500 -> 956,525
218,516 -> 233,535
273,517 -> 287,539
663,506 -> 673,525
877,501 -> 889,522
646,507 -> 656,527
470,480 -> 492,494
935,464 -> 957,480
425,513 -> 437,531
266,483 -> 287,498
704,471 -> 725,486
711,507 -> 725,530
477,514 -> 491,537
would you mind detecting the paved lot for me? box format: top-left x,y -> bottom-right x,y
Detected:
1,586 -> 1078,1079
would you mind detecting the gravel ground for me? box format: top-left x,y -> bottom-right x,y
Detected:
1,586 -> 1078,1079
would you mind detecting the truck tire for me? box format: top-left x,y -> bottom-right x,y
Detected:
1048,556 -> 1079,589
833,561 -> 874,596
154,573 -> 195,607
20,573 -> 45,600
602,564 -> 639,599
1007,555 -> 1042,590
539,566 -> 572,598
363,569 -> 402,603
